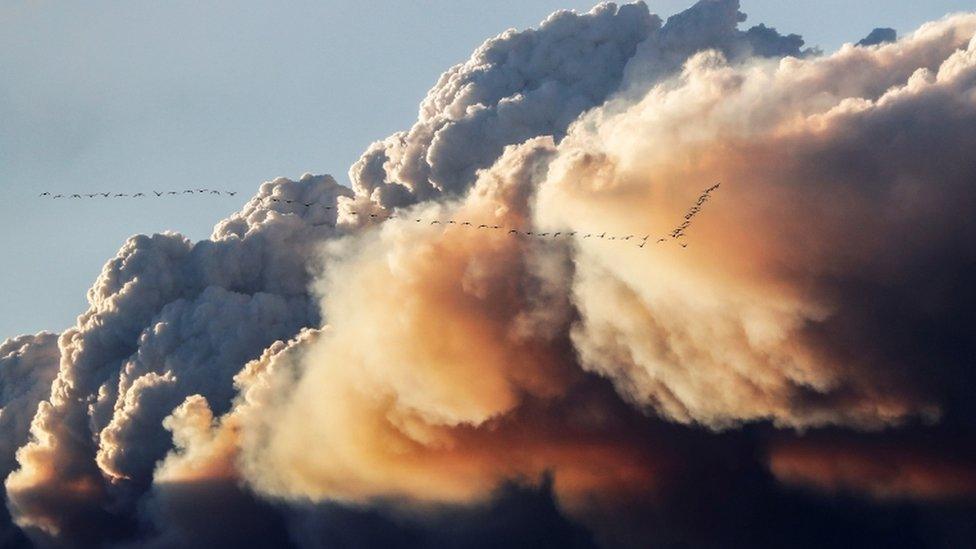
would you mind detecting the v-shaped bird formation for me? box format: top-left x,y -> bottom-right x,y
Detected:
39,183 -> 720,249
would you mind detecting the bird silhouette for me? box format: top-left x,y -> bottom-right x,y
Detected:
101,192 -> 111,198
448,220 -> 456,224
638,241 -> 647,248
538,233 -> 548,237
304,202 -> 314,207
133,193 -> 145,198
553,232 -> 561,237
598,232 -> 606,239
508,229 -> 518,234
583,234 -> 591,238
416,219 -> 422,223
227,191 -> 238,196
462,222 -> 472,226
154,191 -> 164,197
184,190 -> 194,194
53,194 -> 63,199
39,192 -> 50,197
657,238 -> 667,243
86,194 -> 96,198
211,190 -> 220,195
431,220 -> 440,225
71,194 -> 82,199
478,224 -> 488,229
168,191 -> 178,195
370,214 -> 380,218
196,189 -> 206,193
114,193 -> 127,197
680,243 -> 688,248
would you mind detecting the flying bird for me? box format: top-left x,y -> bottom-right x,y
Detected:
227,191 -> 238,196
154,191 -> 164,197
39,192 -> 50,197
133,193 -> 145,198
448,220 -> 456,224
478,224 -> 488,229
71,194 -> 82,199
211,190 -> 221,195
168,191 -> 178,196
431,220 -> 440,225
53,194 -> 63,199
114,193 -> 127,197
462,222 -> 472,226
184,190 -> 194,194
101,192 -> 111,198
553,232 -> 561,237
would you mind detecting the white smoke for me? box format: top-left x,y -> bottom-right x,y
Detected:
347,0 -> 806,211
5,174 -> 350,543
0,333 -> 59,479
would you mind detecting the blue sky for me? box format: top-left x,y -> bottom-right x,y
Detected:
2,0 -> 973,339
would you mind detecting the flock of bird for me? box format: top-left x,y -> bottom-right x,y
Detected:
39,183 -> 721,249
668,182 -> 720,241
39,189 -> 239,199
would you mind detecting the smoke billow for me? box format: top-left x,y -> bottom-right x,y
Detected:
3,1 -> 976,547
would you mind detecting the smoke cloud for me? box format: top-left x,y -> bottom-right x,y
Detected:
3,1 -> 976,547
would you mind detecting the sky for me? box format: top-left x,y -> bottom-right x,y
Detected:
1,0 -> 974,338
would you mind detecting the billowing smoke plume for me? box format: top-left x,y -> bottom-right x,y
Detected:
537,12 -> 976,429
3,1 -> 976,547
0,334 -> 59,547
0,334 -> 58,481
347,0 -> 807,211
5,176 -> 350,544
